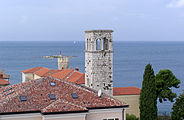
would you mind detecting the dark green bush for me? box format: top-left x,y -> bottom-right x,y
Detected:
158,113 -> 171,120
126,114 -> 139,120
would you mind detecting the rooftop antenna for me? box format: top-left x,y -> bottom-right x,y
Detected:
42,51 -> 77,70
98,89 -> 102,97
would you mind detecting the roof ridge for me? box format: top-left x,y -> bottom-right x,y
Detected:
50,76 -> 98,95
43,99 -> 86,111
64,71 -> 75,80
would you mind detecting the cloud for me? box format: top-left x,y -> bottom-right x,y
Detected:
167,0 -> 184,8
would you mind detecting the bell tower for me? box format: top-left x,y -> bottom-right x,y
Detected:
85,30 -> 113,96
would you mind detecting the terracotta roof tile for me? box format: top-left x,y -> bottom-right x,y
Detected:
34,68 -> 50,77
0,77 -> 127,114
43,70 -> 62,77
51,69 -> 74,80
113,87 -> 141,95
0,78 -> 10,85
21,67 -> 44,73
67,71 -> 85,84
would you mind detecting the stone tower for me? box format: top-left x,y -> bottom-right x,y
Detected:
85,30 -> 113,96
58,57 -> 69,70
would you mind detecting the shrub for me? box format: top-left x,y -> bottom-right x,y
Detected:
126,114 -> 139,120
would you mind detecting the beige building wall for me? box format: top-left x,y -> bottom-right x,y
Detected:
114,95 -> 140,118
22,73 -> 34,82
43,113 -> 86,120
87,108 -> 125,120
0,108 -> 126,120
34,74 -> 41,80
0,113 -> 42,120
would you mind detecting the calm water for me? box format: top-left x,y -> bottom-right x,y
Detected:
0,41 -> 184,114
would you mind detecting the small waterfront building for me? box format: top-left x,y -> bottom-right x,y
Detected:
0,77 -> 128,120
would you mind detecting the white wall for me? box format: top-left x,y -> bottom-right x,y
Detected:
22,73 -> 34,82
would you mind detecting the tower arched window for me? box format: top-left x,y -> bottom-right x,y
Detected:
96,39 -> 101,50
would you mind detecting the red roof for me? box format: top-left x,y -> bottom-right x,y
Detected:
22,67 -> 85,84
0,77 -> 127,114
51,69 -> 74,80
67,71 -> 85,84
34,67 -> 50,77
22,67 -> 44,73
0,78 -> 10,85
113,87 -> 141,95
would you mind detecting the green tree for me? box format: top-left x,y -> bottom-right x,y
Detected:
126,114 -> 139,120
155,69 -> 180,103
140,64 -> 157,120
171,91 -> 184,120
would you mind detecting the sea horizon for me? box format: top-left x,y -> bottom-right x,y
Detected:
0,41 -> 184,114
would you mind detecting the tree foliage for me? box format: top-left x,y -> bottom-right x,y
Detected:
155,69 -> 180,103
140,64 -> 157,120
126,114 -> 139,120
171,91 -> 184,120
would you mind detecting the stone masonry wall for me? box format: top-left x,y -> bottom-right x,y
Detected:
85,30 -> 113,96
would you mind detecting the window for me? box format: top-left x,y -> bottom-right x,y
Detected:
50,82 -> 56,86
20,96 -> 27,101
49,94 -> 56,100
103,37 -> 109,50
96,39 -> 101,50
71,93 -> 78,99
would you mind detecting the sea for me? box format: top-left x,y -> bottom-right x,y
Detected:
0,41 -> 184,115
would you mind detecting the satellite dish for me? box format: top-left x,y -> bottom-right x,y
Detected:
98,89 -> 102,97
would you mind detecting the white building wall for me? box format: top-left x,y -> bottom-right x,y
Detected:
22,73 -> 34,83
34,74 -> 41,80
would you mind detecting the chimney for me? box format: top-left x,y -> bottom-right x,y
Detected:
75,67 -> 79,71
0,74 -> 3,78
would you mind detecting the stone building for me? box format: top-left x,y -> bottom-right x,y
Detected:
85,30 -> 113,96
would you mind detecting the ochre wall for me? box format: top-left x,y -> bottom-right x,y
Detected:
86,110 -> 123,120
114,94 -> 140,118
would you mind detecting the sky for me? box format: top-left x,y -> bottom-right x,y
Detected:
0,0 -> 184,41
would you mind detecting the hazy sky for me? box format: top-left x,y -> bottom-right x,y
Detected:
0,0 -> 184,41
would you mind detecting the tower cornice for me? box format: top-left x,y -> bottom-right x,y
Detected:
85,30 -> 113,33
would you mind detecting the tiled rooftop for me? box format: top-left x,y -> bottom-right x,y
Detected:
22,67 -> 43,73
22,67 -> 84,84
51,69 -> 74,80
66,71 -> 85,84
0,78 -> 10,85
0,77 -> 127,114
34,67 -> 50,77
113,87 -> 141,95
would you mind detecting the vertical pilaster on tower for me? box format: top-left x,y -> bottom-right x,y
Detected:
85,30 -> 113,96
